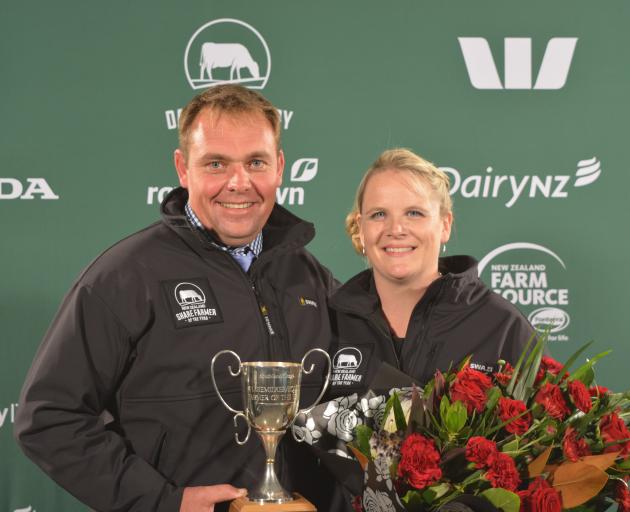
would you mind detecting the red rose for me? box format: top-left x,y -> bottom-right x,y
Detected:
589,385 -> 609,397
535,383 -> 571,420
536,356 -> 568,384
600,411 -> 630,456
568,380 -> 592,413
498,397 -> 532,435
617,480 -> 630,512
486,451 -> 521,491
465,436 -> 498,468
450,366 -> 493,414
562,426 -> 591,462
351,495 -> 362,512
495,362 -> 514,386
527,477 -> 562,512
398,433 -> 442,490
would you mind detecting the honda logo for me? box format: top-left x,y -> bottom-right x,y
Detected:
458,37 -> 578,90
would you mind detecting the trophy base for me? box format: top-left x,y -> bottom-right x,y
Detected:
229,493 -> 316,511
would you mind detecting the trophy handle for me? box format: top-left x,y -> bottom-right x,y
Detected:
210,350 -> 244,415
291,348 -> 332,442
233,412 -> 251,445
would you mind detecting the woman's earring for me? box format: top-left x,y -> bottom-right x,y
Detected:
362,245 -> 366,256
442,244 -> 447,254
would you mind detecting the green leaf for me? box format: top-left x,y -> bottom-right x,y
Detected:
486,386 -> 502,412
392,392 -> 407,431
480,488 -> 521,512
402,490 -> 424,508
512,335 -> 545,401
422,483 -> 451,504
502,438 -> 519,453
445,400 -> 468,433
551,341 -> 595,385
571,350 -> 611,385
354,424 -> 373,460
506,331 -> 539,396
440,395 -> 451,424
617,457 -> 630,470
461,469 -> 483,488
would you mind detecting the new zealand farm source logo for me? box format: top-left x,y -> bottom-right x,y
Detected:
440,157 -> 601,208
184,19 -> 271,90
478,243 -> 571,342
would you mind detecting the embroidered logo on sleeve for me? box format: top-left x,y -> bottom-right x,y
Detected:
161,278 -> 223,328
298,296 -> 318,308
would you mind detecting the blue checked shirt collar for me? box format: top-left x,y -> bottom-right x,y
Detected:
184,202 -> 263,257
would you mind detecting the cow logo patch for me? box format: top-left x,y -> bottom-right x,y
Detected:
184,19 -> 271,90
331,347 -> 365,387
162,278 -> 223,328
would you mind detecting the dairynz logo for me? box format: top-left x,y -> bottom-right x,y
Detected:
184,19 -> 270,90
440,157 -> 601,208
478,242 -> 571,342
276,158 -> 319,206
458,37 -> 578,90
0,402 -> 19,429
0,178 -> 59,200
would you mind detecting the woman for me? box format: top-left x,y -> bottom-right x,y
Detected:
327,148 -> 534,396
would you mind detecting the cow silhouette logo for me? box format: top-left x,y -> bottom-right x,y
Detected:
184,19 -> 271,90
333,347 -> 362,370
174,282 -> 206,307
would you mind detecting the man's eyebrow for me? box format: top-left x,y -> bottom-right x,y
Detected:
196,151 -> 274,162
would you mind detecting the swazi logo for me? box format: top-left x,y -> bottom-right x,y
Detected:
0,178 -> 59,200
184,19 -> 271,90
458,37 -> 578,90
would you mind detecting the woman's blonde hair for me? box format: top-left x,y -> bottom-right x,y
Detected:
345,148 -> 453,254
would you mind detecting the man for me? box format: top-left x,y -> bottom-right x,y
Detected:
15,85 -> 339,511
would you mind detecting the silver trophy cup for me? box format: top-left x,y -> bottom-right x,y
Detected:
210,348 -> 331,504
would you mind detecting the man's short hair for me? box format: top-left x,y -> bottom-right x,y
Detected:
178,84 -> 281,159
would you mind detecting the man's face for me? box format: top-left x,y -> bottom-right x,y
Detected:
174,109 -> 284,246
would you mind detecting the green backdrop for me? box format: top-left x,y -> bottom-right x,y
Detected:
2,1 -> 628,509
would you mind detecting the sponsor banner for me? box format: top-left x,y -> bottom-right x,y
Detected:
440,157 -> 601,208
458,37 -> 578,90
0,178 -> 59,200
478,243 -> 571,342
147,158 -> 319,207
0,402 -> 19,429
163,18 -> 294,131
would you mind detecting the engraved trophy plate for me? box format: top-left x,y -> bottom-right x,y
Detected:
211,348 -> 331,505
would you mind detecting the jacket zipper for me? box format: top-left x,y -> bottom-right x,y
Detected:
368,316 -> 400,369
407,280 -> 446,381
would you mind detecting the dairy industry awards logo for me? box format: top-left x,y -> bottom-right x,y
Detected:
184,19 -> 271,90
458,37 -> 578,90
440,157 -> 602,208
478,243 -> 571,342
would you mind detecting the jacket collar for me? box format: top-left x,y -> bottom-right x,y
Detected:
159,187 -> 315,257
329,255 -> 484,318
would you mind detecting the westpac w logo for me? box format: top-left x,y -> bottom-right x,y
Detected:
458,37 -> 578,90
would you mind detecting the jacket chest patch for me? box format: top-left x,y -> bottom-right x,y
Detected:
161,278 -> 223,329
330,345 -> 372,388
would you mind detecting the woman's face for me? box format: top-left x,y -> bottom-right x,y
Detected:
358,169 -> 452,286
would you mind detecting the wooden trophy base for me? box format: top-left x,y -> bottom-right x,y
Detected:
229,493 -> 316,511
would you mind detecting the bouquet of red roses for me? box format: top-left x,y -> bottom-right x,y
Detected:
297,337 -> 630,512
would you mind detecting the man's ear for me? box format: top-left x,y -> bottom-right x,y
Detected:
174,149 -> 189,188
276,149 -> 285,186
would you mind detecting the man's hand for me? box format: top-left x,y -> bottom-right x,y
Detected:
180,484 -> 248,511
